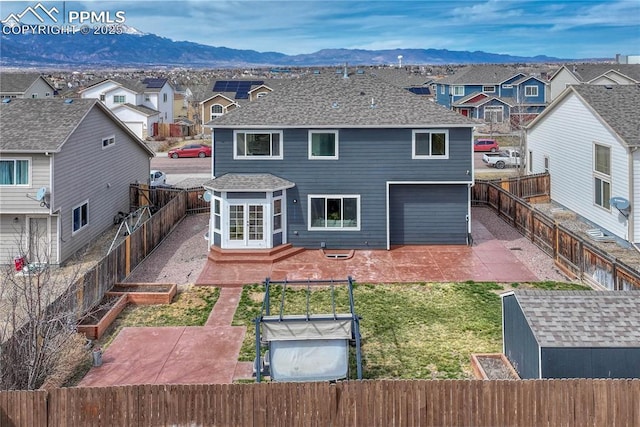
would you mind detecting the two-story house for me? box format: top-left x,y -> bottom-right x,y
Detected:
435,65 -> 548,127
0,98 -> 154,266
79,77 -> 174,138
202,70 -> 476,252
548,63 -> 640,101
526,84 -> 640,245
199,80 -> 280,135
0,72 -> 56,99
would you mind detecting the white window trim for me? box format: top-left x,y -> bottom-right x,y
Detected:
210,103 -> 224,120
593,143 -> 611,210
484,106 -> 504,123
308,130 -> 339,160
0,158 -> 31,186
593,142 -> 611,176
483,86 -> 496,93
273,196 -> 283,232
307,195 -> 361,231
102,135 -> 115,149
412,129 -> 449,159
113,95 -> 125,104
213,197 -> 222,232
440,85 -> 445,95
453,86 -> 464,96
502,84 -> 513,89
233,130 -> 283,160
71,200 -> 89,235
524,85 -> 538,97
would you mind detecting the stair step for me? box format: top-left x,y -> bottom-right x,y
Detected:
207,244 -> 305,264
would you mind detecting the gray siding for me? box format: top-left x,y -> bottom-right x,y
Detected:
0,154 -> 51,213
542,347 -> 640,379
53,107 -> 150,262
214,127 -> 472,249
389,184 -> 468,245
0,214 -> 58,265
503,294 -> 540,379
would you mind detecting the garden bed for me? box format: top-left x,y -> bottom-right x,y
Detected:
107,282 -> 177,305
470,353 -> 520,380
77,294 -> 128,340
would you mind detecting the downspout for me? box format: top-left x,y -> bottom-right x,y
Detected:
629,146 -> 637,247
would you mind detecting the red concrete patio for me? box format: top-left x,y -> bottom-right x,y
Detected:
79,218 -> 540,388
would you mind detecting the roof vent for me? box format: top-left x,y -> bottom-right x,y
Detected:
1,98 -> 10,104
370,98 -> 377,109
64,99 -> 73,104
356,69 -> 364,75
331,101 -> 340,109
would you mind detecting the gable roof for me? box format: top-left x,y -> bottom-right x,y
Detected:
0,72 -> 55,94
207,71 -> 476,128
437,65 -> 522,86
114,103 -> 160,116
528,84 -> 640,147
0,98 -> 155,155
552,64 -> 640,83
81,77 -> 169,94
505,290 -> 640,347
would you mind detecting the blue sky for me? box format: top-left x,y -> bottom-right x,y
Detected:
2,0 -> 639,58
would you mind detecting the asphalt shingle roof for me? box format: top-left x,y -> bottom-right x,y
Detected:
511,290 -> 640,348
438,65 -> 523,85
207,72 -> 475,128
0,72 -> 53,93
0,98 -> 153,155
204,173 -> 295,192
564,64 -> 640,83
571,84 -> 640,147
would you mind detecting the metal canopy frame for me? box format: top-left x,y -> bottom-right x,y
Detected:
254,276 -> 363,382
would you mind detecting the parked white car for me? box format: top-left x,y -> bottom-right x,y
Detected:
150,170 -> 167,186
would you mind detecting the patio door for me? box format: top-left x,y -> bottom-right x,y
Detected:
227,203 -> 266,248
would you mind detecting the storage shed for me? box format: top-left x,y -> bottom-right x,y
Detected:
502,290 -> 640,379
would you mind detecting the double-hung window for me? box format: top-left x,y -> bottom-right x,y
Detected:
72,201 -> 89,233
0,159 -> 30,185
525,86 -> 538,97
308,130 -> 338,159
234,131 -> 283,159
593,143 -> 611,209
308,195 -> 360,230
412,130 -> 448,159
453,86 -> 464,96
113,95 -> 125,104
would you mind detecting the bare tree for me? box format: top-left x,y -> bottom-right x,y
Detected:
0,222 -> 87,390
511,86 -> 530,177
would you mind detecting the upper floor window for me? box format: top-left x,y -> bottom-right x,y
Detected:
145,95 -> 150,102
0,159 -> 29,186
502,84 -> 513,89
483,86 -> 496,93
45,92 -> 51,97
102,136 -> 115,149
412,130 -> 448,159
113,95 -> 125,103
594,144 -> 611,176
524,86 -> 538,97
72,201 -> 89,234
234,131 -> 283,159
163,93 -> 168,102
256,91 -> 268,98
211,104 -> 223,120
31,94 -> 38,99
308,130 -> 339,159
99,94 -> 105,102
440,85 -> 445,95
453,86 -> 464,96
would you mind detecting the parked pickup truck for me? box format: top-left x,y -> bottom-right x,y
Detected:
482,149 -> 521,169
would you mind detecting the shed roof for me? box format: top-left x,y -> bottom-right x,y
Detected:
508,290 -> 640,348
207,71 -> 475,128
0,98 -> 154,155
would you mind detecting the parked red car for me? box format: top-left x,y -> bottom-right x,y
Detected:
473,138 -> 500,152
168,143 -> 212,158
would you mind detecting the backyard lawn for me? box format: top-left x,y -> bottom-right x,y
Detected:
233,281 -> 589,380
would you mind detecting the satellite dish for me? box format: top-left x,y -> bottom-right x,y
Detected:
35,187 -> 48,201
610,196 -> 630,210
202,191 -> 212,202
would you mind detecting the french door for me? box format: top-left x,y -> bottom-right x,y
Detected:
227,203 -> 266,248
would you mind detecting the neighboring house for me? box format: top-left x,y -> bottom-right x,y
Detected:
203,70 -> 476,252
200,80 -> 276,135
548,64 -> 640,101
0,98 -> 154,266
0,72 -> 56,99
367,68 -> 437,100
526,85 -> 640,244
502,290 -> 640,379
435,65 -> 548,126
79,77 -> 174,138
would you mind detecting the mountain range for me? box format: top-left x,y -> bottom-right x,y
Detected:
1,25 -> 571,69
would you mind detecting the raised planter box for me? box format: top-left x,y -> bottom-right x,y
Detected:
470,353 -> 520,380
107,282 -> 177,305
77,294 -> 128,340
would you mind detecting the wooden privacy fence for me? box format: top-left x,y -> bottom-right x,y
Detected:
473,175 -> 640,290
130,184 -> 209,214
2,380 -> 639,426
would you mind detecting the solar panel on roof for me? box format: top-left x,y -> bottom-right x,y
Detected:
212,81 -> 266,99
406,87 -> 431,95
143,78 -> 166,88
